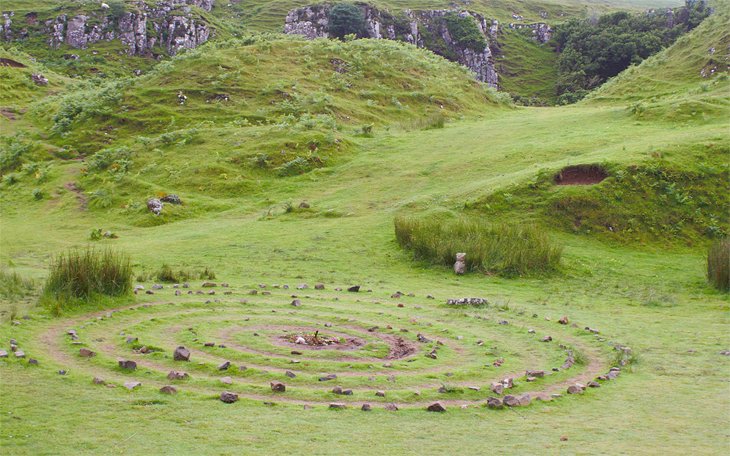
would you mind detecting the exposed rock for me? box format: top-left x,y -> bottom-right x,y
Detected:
486,397 -> 503,409
220,376 -> 232,385
270,381 -> 286,392
375,390 -> 386,397
217,361 -> 230,371
161,194 -> 182,205
202,281 -> 217,287
347,285 -> 361,292
28,358 -> 38,365
160,385 -> 177,394
361,403 -> 372,411
93,377 -> 105,385
0,350 -> 7,358
220,391 -> 239,403
385,403 -> 399,411
173,346 -> 190,361
490,382 -> 504,395
124,381 -> 142,390
147,198 -> 163,215
319,374 -> 337,381
167,371 -> 189,380
503,395 -> 520,406
567,384 -> 584,394
329,403 -> 346,410
31,73 -> 49,86
285,370 -> 296,378
558,316 -> 569,325
526,370 -> 545,378
542,336 -> 552,342
427,402 -> 446,412
314,283 -> 325,290
291,299 -> 302,307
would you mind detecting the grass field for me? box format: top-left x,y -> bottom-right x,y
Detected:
0,1 -> 728,455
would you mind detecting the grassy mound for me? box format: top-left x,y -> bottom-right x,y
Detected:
469,147 -> 729,245
394,215 -> 562,277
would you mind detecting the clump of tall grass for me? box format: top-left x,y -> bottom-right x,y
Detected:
42,248 -> 132,310
394,216 -> 562,277
707,239 -> 729,292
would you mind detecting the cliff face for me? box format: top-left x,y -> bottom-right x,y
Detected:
0,0 -> 214,56
284,5 -> 501,88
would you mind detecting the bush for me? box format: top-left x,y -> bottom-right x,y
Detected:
87,146 -> 132,173
707,239 -> 729,291
0,136 -> 33,174
328,3 -> 366,39
394,216 -> 562,277
42,248 -> 132,307
155,264 -> 216,282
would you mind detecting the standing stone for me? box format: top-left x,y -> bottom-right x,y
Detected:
454,253 -> 466,274
173,346 -> 190,361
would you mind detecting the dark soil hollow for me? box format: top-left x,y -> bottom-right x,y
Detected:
0,58 -> 27,68
555,165 -> 608,185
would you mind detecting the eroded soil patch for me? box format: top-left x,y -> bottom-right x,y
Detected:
555,165 -> 607,185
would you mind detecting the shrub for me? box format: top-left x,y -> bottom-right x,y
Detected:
0,136 -> 32,174
707,239 -> 729,292
42,248 -> 132,307
394,216 -> 562,277
328,3 -> 366,39
87,146 -> 132,173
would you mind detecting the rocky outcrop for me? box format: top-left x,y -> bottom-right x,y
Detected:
284,4 -> 500,88
2,0 -> 214,56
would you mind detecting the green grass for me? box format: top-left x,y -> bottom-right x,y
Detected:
0,4 -> 728,455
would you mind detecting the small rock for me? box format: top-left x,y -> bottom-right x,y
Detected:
542,336 -> 553,342
375,390 -> 385,397
347,285 -> 360,292
160,385 -> 177,394
385,403 -> 399,411
587,381 -> 601,388
490,382 -> 504,395
58,370 -> 67,375
218,361 -> 231,371
220,377 -> 232,385
285,370 -> 296,378
503,395 -> 519,407
79,348 -> 96,357
118,360 -> 136,370
271,381 -> 286,392
329,403 -> 346,410
0,350 -> 7,358
173,346 -> 190,361
28,358 -> 38,365
167,371 -> 189,380
361,403 -> 372,411
558,316 -> 569,325
315,284 -> 325,290
291,299 -> 302,307
427,402 -> 446,412
319,374 -> 337,381
93,377 -> 105,385
567,384 -> 583,394
220,391 -> 238,403
486,397 -> 503,409
124,381 -> 142,390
